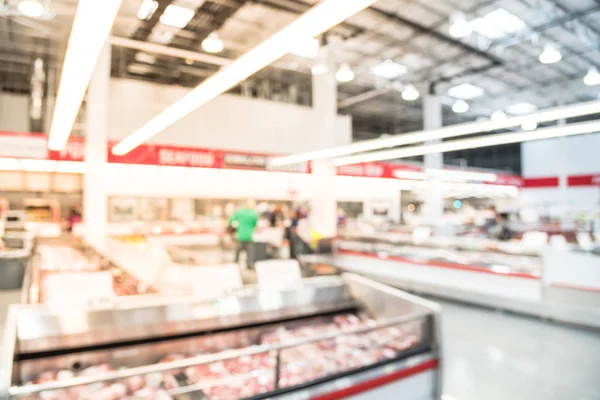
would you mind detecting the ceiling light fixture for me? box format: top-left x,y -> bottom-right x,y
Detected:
491,110 -> 507,122
401,84 -> 419,101
333,119 -> 600,166
149,26 -> 175,44
470,8 -> 525,39
521,121 -> 537,131
269,100 -> 600,166
583,67 -> 600,86
447,83 -> 484,100
370,59 -> 407,80
505,102 -> 538,115
159,4 -> 194,28
335,64 -> 355,82
201,33 -> 224,53
47,0 -> 123,151
17,0 -> 45,17
539,44 -> 561,64
452,100 -> 469,113
137,0 -> 158,20
449,12 -> 472,38
112,0 -> 380,156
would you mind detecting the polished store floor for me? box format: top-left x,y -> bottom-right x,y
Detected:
0,290 -> 599,399
440,299 -> 600,400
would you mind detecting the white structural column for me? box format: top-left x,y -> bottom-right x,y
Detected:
83,42 -> 110,248
423,94 -> 444,226
310,49 -> 338,237
557,118 -> 569,218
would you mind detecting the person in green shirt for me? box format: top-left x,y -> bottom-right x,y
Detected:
228,200 -> 258,268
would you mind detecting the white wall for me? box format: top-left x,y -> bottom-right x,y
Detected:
107,79 -> 352,154
522,132 -> 600,177
521,133 -> 600,217
0,93 -> 29,133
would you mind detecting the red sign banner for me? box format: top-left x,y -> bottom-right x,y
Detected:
0,131 -> 525,186
568,174 -> 600,187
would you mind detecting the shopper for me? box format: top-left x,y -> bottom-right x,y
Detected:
67,207 -> 81,233
285,209 -> 299,259
490,213 -> 512,241
228,200 -> 258,268
268,204 -> 284,227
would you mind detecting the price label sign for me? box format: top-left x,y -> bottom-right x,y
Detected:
255,260 -> 302,290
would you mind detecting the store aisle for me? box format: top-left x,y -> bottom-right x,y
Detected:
440,300 -> 600,400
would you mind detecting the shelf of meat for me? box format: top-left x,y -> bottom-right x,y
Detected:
2,274 -> 441,400
21,313 -> 422,400
25,244 -> 156,304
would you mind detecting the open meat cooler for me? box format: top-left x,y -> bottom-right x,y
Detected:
1,274 -> 443,400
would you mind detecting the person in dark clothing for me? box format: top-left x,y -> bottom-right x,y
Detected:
490,213 -> 512,241
268,205 -> 284,227
285,209 -> 300,259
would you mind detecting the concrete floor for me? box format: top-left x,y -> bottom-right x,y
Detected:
0,290 -> 599,399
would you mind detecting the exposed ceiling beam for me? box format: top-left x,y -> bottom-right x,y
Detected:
111,36 -> 232,66
338,87 -> 391,109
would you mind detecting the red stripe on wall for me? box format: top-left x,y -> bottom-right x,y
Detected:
311,359 -> 439,400
522,177 -> 559,188
338,249 -> 540,280
568,174 -> 600,187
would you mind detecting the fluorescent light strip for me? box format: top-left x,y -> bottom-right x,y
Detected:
47,0 -> 123,151
333,119 -> 600,166
0,158 -> 86,174
112,0 -> 378,156
392,169 -> 497,182
270,100 -> 600,166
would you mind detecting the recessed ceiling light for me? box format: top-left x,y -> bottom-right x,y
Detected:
505,102 -> 538,115
335,64 -> 355,82
370,60 -> 407,80
160,4 -> 194,28
447,83 -> 485,100
137,0 -> 158,20
539,44 -> 561,64
202,32 -> 224,53
583,67 -> 600,86
452,100 -> 469,113
401,84 -> 419,101
448,12 -> 472,38
491,110 -> 507,122
18,0 -> 45,17
149,26 -> 176,44
470,8 -> 526,39
521,121 -> 537,131
291,37 -> 319,59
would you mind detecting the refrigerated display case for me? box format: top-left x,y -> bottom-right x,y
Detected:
0,274 -> 443,400
21,241 -> 156,306
336,238 -> 541,278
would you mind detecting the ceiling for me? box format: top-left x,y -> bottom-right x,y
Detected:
1,0 -> 600,172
